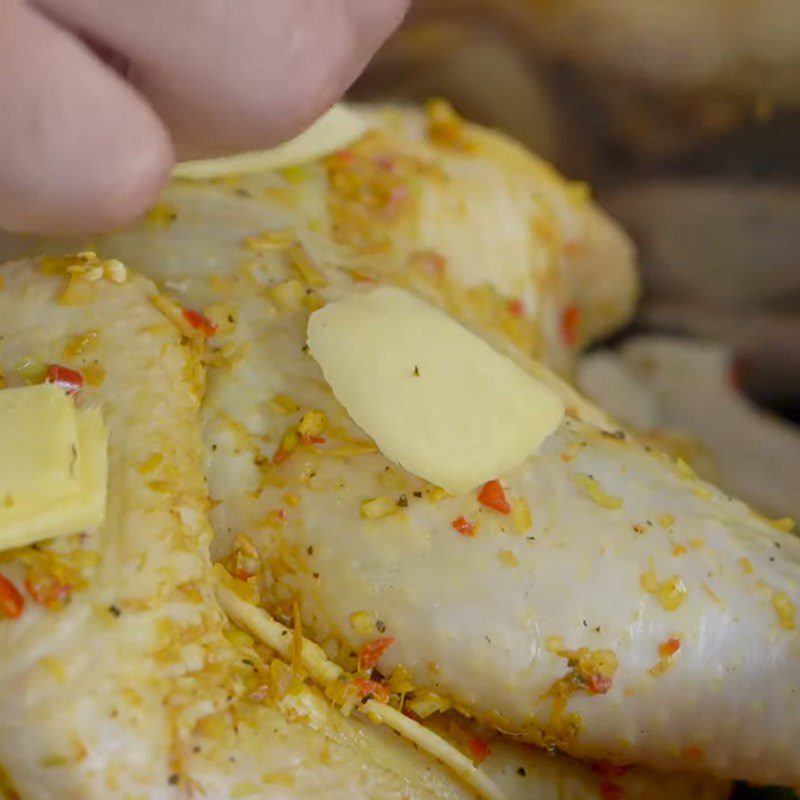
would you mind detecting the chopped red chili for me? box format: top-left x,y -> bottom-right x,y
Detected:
272,448 -> 292,465
25,574 -> 72,609
467,737 -> 490,764
599,782 -> 625,800
683,746 -> 705,762
592,763 -> 630,779
478,480 -> 511,515
354,677 -> 390,704
585,674 -> 613,695
451,516 -> 475,537
182,308 -> 218,337
45,364 -> 84,395
300,435 -> 326,446
507,298 -> 525,318
375,154 -> 397,172
415,251 -> 447,277
659,638 -> 681,658
560,305 -> 581,348
358,636 -> 396,672
0,575 -> 24,619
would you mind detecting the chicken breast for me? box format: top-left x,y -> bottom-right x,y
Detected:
58,188 -> 791,788
0,258 -> 232,799
0,104 -> 637,373
28,178 -> 793,783
0,260 -> 727,800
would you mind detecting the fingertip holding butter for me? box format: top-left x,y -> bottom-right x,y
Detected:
0,384 -> 108,551
307,287 -> 564,494
172,104 -> 366,180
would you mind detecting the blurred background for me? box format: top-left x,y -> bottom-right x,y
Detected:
353,0 -> 800,424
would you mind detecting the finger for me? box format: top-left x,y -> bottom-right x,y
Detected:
0,1 -> 172,234
35,0 -> 409,159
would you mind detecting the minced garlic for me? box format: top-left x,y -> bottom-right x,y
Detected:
319,441 -> 378,458
349,611 -> 374,636
297,410 -> 328,439
63,329 -> 99,358
270,394 -> 300,415
244,229 -> 296,252
511,497 -> 532,533
289,244 -> 326,288
772,592 -> 797,630
270,279 -> 306,312
641,572 -> 688,611
144,202 -> 177,227
498,549 -> 519,568
137,453 -> 164,474
425,98 -> 474,152
574,474 -> 622,510
360,496 -> 398,520
407,689 -> 451,719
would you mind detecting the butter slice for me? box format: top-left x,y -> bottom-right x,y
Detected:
0,390 -> 108,551
172,104 -> 366,179
0,384 -> 81,510
307,287 -> 564,494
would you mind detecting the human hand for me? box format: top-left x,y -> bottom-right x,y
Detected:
0,0 -> 407,234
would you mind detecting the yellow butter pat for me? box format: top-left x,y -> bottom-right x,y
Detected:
307,287 -> 564,494
0,384 -> 81,510
0,386 -> 108,550
172,104 -> 366,179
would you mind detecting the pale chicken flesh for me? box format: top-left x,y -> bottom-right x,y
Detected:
0,105 -> 790,798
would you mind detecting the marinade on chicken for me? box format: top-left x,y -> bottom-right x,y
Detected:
0,105 -> 793,799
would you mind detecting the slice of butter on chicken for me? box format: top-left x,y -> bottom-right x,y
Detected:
0,384 -> 83,511
172,103 -> 366,179
307,287 -> 564,494
0,401 -> 107,551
